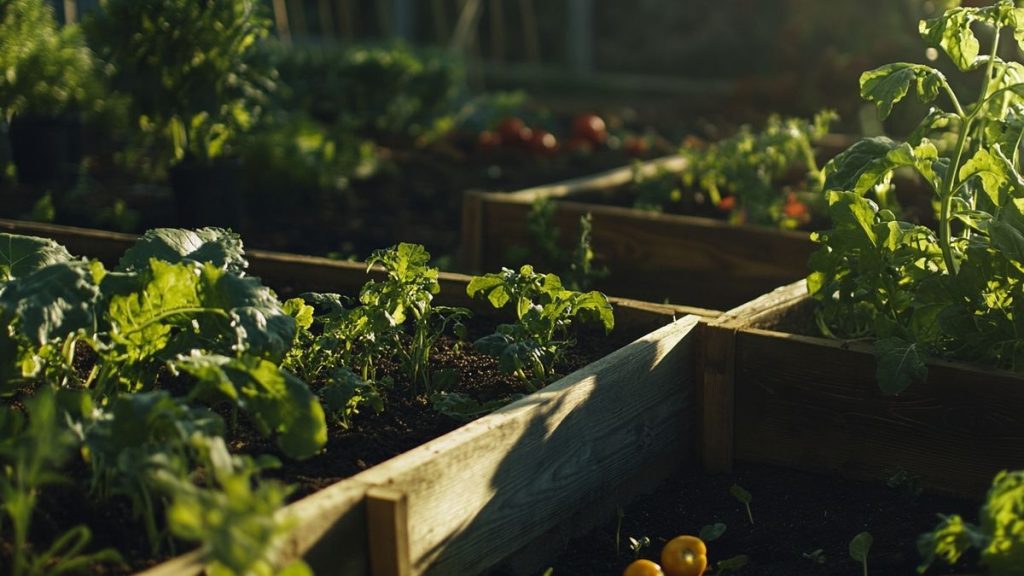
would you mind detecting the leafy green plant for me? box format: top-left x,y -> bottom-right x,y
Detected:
0,0 -> 97,121
850,531 -> 873,576
467,265 -> 614,390
808,0 -> 1024,393
511,198 -> 609,292
636,111 -> 836,229
362,243 -> 469,395
0,388 -> 123,576
918,469 -> 1024,575
730,484 -> 754,525
85,0 -> 275,164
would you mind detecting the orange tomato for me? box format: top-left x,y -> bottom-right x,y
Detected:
660,535 -> 708,576
623,559 -> 665,576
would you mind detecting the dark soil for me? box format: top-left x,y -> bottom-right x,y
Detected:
8,319 -> 634,574
547,462 -> 979,576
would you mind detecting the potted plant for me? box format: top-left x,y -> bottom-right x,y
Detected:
84,0 -> 276,228
699,0 -> 1024,498
0,0 -> 96,188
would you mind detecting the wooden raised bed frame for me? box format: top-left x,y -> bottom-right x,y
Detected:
459,156 -> 816,310
700,280 -> 1024,499
0,219 -> 712,576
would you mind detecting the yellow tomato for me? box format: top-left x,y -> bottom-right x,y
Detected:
622,558 -> 665,576
660,535 -> 708,576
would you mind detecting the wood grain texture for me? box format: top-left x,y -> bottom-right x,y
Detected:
698,322 -> 735,473
367,488 -> 411,576
726,281 -> 1024,498
472,194 -> 813,309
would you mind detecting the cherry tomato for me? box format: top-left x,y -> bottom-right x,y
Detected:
661,535 -> 707,576
477,130 -> 501,151
717,196 -> 737,212
624,135 -> 650,157
530,129 -> 558,154
623,559 -> 665,576
572,113 -> 608,145
496,117 -> 527,144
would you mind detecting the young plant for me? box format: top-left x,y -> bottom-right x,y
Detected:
809,0 -> 1024,393
362,243 -> 469,395
849,531 -> 873,576
918,469 -> 1024,575
467,265 -> 614,390
511,198 -> 609,292
729,484 -> 754,525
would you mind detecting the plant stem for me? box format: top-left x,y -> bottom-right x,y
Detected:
745,502 -> 754,525
940,116 -> 971,277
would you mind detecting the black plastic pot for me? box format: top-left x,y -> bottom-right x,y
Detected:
7,114 -> 82,188
168,155 -> 243,229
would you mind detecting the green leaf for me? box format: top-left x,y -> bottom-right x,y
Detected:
717,555 -> 750,574
729,483 -> 752,504
960,148 -> 1011,206
849,531 -> 874,562
860,63 -> 943,119
920,9 -> 980,71
175,354 -> 327,460
575,291 -> 615,333
0,233 -> 73,282
429,391 -> 521,422
117,228 -> 247,274
283,297 -> 314,330
823,137 -> 916,195
0,261 -> 101,345
699,522 -> 728,542
875,337 -> 928,395
467,273 -> 509,308
826,191 -> 880,250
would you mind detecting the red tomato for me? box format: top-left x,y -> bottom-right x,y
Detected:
624,135 -> 650,157
572,113 -> 608,145
530,129 -> 558,154
783,193 -> 809,220
623,559 -> 665,576
496,117 -> 527,144
477,130 -> 501,150
661,535 -> 708,576
717,196 -> 737,211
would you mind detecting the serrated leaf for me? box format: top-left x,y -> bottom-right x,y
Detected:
860,63 -> 943,119
875,337 -> 928,395
575,291 -> 615,333
467,274 -> 510,308
0,261 -> 101,345
0,233 -> 73,282
991,199 -> 1024,272
176,354 -> 327,460
823,137 -> 916,195
960,149 -> 1010,206
826,191 -> 880,250
117,228 -> 247,274
198,265 -> 296,362
920,9 -> 980,71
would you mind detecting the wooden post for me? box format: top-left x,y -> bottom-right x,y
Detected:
517,0 -> 540,62
431,0 -> 449,44
63,0 -> 77,25
392,0 -> 414,41
366,487 -> 411,576
336,0 -> 354,42
317,0 -> 334,38
488,0 -> 505,62
567,0 -> 593,74
290,0 -> 308,40
698,321 -> 736,473
271,0 -> 291,44
459,189 -> 486,273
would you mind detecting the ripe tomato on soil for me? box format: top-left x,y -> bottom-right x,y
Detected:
660,535 -> 707,576
572,113 -> 609,145
623,558 -> 665,576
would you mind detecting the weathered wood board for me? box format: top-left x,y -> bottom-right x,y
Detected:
459,157 -> 816,310
701,281 -> 1024,498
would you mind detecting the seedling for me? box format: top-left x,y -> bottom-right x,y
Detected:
629,536 -> 652,560
802,549 -> 827,565
699,522 -> 728,542
615,505 -> 626,556
717,554 -> 750,574
730,484 -> 754,524
849,531 -> 873,576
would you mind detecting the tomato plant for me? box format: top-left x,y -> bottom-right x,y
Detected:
809,0 -> 1024,393
661,535 -> 708,576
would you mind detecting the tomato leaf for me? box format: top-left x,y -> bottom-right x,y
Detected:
860,63 -> 943,119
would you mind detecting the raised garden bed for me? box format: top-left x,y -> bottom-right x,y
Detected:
460,157 -> 816,310
0,218 -> 712,575
699,280 -> 1024,499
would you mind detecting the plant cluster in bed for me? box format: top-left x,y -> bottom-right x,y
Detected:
0,228 -> 616,573
809,0 -> 1024,393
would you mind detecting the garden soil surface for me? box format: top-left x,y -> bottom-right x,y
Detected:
543,462 -> 979,576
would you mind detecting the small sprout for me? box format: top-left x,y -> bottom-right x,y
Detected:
849,531 -> 873,576
628,536 -> 651,560
541,569 -> 554,576
615,505 -> 625,556
802,549 -> 827,564
730,484 -> 754,524
717,554 -> 750,574
699,522 -> 728,542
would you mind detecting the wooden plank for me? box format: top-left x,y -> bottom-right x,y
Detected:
290,0 -> 308,38
63,0 -> 76,24
732,328 -> 1024,497
474,195 -> 814,309
316,0 -> 334,37
516,0 -> 540,62
458,189 -> 485,272
566,0 -> 593,74
488,0 -> 504,62
336,0 -> 354,41
502,155 -> 687,202
367,488 -> 411,576
354,315 -> 701,574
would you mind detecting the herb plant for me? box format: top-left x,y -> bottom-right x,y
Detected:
850,531 -> 873,576
467,265 -> 614,390
809,0 -> 1024,393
